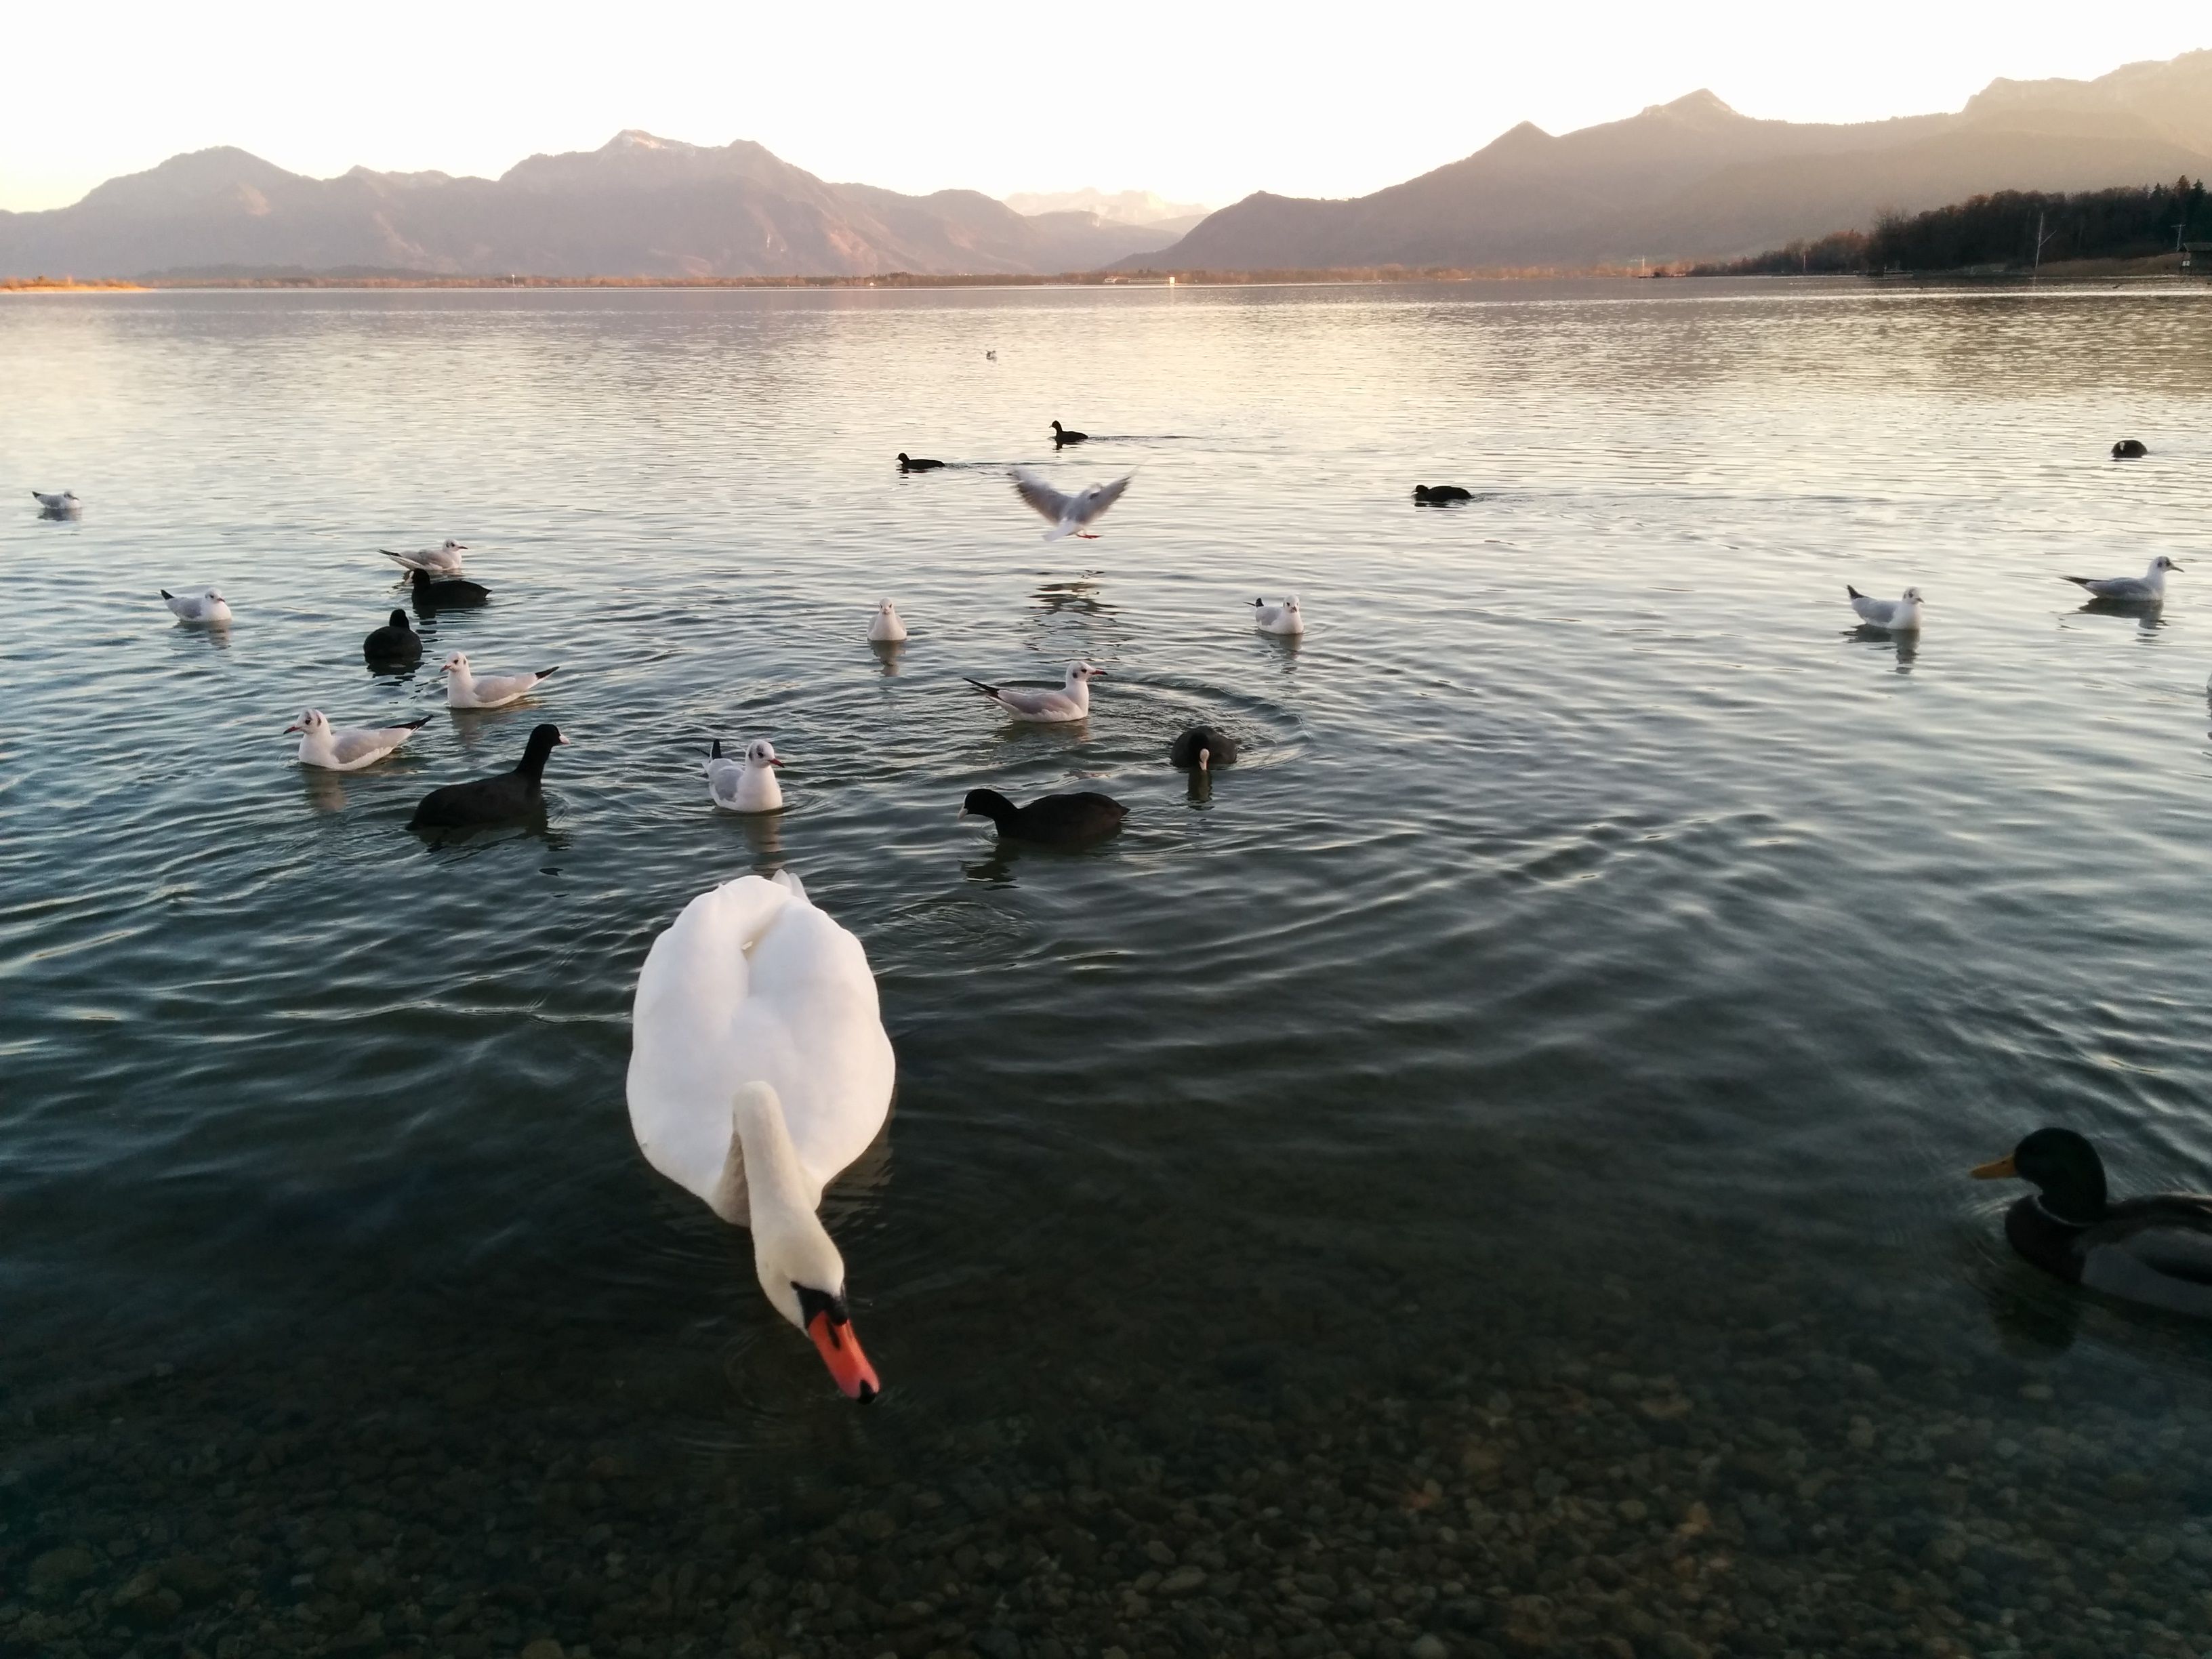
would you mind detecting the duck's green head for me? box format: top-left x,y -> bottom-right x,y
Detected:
1973,1127 -> 2108,1224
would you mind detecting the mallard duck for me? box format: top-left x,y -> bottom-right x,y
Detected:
1973,1127 -> 2212,1317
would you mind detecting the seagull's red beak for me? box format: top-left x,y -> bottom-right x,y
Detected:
769,756 -> 785,766
284,723 -> 304,734
806,1308 -> 879,1402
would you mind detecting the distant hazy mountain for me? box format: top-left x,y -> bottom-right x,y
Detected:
1002,188 -> 1211,235
1124,48 -> 2212,271
0,131 -> 1185,280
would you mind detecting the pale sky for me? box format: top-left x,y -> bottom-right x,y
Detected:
1,1 -> 2207,214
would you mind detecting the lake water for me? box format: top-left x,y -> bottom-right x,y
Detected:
4,281 -> 2212,1659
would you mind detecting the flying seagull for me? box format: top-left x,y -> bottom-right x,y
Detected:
1010,467 -> 1132,541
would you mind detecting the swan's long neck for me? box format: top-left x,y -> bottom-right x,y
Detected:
731,1083 -> 821,1233
727,1083 -> 843,1329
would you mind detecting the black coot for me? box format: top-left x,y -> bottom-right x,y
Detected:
410,724 -> 567,830
410,568 -> 490,609
363,608 -> 423,667
897,453 -> 945,471
962,787 -> 1126,846
1169,724 -> 1240,770
2112,438 -> 2149,459
1413,484 -> 1474,503
1050,420 -> 1090,445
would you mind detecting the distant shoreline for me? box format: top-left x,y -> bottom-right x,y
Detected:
3,263 -> 2203,294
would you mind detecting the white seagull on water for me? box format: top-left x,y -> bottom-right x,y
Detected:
1847,586 -> 1924,632
439,652 -> 560,710
162,588 -> 232,624
1010,467 -> 1132,541
285,709 -> 432,772
868,600 -> 908,644
963,661 -> 1103,722
381,540 -> 468,576
1252,595 -> 1305,636
2062,556 -> 2181,604
706,737 -> 785,813
32,490 -> 79,515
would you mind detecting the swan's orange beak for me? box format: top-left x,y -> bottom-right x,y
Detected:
808,1309 -> 879,1402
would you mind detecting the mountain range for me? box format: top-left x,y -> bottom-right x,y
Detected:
1126,49 -> 2212,271
0,131 -> 1188,281
5,48 -> 2210,282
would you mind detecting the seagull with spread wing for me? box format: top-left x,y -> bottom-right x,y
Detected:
1010,466 -> 1132,541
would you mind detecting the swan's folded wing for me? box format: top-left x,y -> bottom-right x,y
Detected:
628,876 -> 798,1203
747,900 -> 896,1191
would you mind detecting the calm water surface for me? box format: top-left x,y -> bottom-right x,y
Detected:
4,282 -> 2212,1659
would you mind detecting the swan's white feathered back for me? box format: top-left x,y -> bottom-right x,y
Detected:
626,873 -> 893,1214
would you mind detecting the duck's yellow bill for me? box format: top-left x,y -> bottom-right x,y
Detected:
1970,1155 -> 2017,1180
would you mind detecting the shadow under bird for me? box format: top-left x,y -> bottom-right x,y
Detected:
1170,724 -> 1240,770
626,869 -> 893,1401
409,723 -> 567,830
363,609 -> 423,667
410,567 -> 489,609
962,787 -> 1128,846
706,738 -> 785,814
1973,1127 -> 2212,1318
1412,484 -> 1473,504
963,660 -> 1103,722
1049,419 -> 1088,445
287,709 -> 432,771
381,539 -> 468,575
1011,466 -> 1132,541
1847,586 -> 1923,632
896,453 -> 944,472
2061,556 -> 2179,603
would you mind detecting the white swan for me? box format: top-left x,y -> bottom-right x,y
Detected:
869,599 -> 908,644
627,870 -> 894,1400
1252,594 -> 1304,636
705,737 -> 784,813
